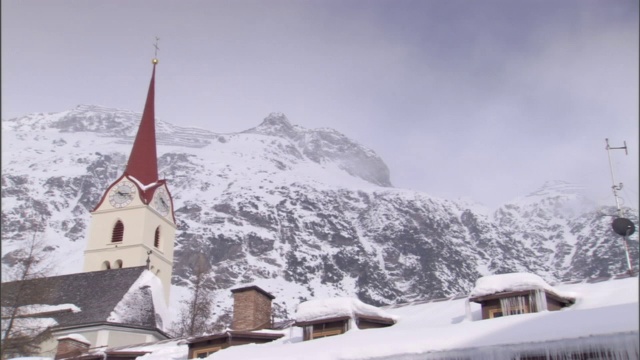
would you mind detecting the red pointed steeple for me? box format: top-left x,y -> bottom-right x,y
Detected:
125,59 -> 159,185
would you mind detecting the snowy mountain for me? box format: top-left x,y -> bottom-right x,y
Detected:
1,105 -> 638,325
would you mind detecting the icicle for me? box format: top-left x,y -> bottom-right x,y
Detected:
530,288 -> 548,312
500,295 -> 528,316
373,331 -> 639,360
464,299 -> 472,321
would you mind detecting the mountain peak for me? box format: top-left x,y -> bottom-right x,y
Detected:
246,113 -> 299,139
527,180 -> 585,198
259,112 -> 294,130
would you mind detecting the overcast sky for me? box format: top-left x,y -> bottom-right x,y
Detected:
2,0 -> 638,209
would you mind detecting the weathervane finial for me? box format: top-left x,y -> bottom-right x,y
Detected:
152,36 -> 160,64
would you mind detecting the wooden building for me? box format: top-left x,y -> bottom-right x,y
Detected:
295,314 -> 396,341
187,330 -> 284,359
468,273 -> 575,320
294,298 -> 396,341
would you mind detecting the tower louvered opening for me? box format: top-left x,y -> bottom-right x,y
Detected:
112,220 -> 124,242
154,227 -> 160,248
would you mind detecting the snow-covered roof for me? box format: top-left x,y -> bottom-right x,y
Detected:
206,276 -> 637,360
468,272 -> 574,300
1,267 -> 166,332
82,275 -> 638,360
295,297 -> 397,324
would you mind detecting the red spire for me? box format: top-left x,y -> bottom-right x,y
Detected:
125,61 -> 159,185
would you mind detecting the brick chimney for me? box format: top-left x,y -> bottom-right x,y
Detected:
230,285 -> 275,331
55,334 -> 91,359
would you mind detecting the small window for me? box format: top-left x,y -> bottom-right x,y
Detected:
101,261 -> 111,270
111,221 -> 124,243
489,306 -> 526,319
194,346 -> 221,358
308,320 -> 349,340
154,227 -> 160,248
114,259 -> 123,268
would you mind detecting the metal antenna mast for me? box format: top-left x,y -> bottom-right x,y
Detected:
605,138 -> 633,273
605,138 -> 627,217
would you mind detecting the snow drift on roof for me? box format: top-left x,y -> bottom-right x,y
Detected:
18,303 -> 81,315
107,270 -> 168,331
57,333 -> 90,345
469,272 -> 572,299
295,297 -> 397,323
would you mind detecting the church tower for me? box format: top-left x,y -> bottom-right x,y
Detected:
83,55 -> 176,303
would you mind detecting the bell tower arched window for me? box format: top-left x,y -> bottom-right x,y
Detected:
154,227 -> 160,248
111,220 -> 124,243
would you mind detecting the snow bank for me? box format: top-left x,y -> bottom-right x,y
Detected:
18,303 -> 81,315
133,343 -> 188,360
295,297 -> 397,323
116,339 -> 188,360
469,273 -> 573,299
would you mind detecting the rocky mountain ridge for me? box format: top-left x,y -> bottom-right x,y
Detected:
2,105 -> 638,324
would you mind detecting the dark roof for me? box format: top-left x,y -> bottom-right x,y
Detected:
294,313 -> 396,327
230,285 -> 275,300
294,315 -> 352,327
271,319 -> 296,330
356,314 -> 396,325
187,330 -> 284,344
1,266 -> 160,330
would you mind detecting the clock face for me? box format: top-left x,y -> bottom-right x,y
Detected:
153,187 -> 171,216
109,181 -> 136,208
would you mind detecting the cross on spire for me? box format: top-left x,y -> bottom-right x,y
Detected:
153,36 -> 160,59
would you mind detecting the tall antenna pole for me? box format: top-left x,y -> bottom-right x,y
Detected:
605,138 -> 627,217
605,138 -> 632,273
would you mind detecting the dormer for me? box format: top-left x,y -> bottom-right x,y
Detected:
468,273 -> 575,320
294,297 -> 396,341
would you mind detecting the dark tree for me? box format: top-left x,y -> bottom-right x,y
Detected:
1,233 -> 55,359
170,255 -> 216,337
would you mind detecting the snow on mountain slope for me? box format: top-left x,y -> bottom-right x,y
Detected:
1,105 -> 638,328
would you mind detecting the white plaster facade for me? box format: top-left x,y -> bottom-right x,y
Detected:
39,324 -> 168,358
83,176 -> 176,303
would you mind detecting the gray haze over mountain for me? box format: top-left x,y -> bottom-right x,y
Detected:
1,0 -> 638,209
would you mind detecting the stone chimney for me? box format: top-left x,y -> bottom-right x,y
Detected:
55,334 -> 91,359
230,285 -> 275,331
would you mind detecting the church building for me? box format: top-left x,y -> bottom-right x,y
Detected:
1,54 -> 175,359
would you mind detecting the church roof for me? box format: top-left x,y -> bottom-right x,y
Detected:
1,266 -> 164,332
124,60 -> 159,186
